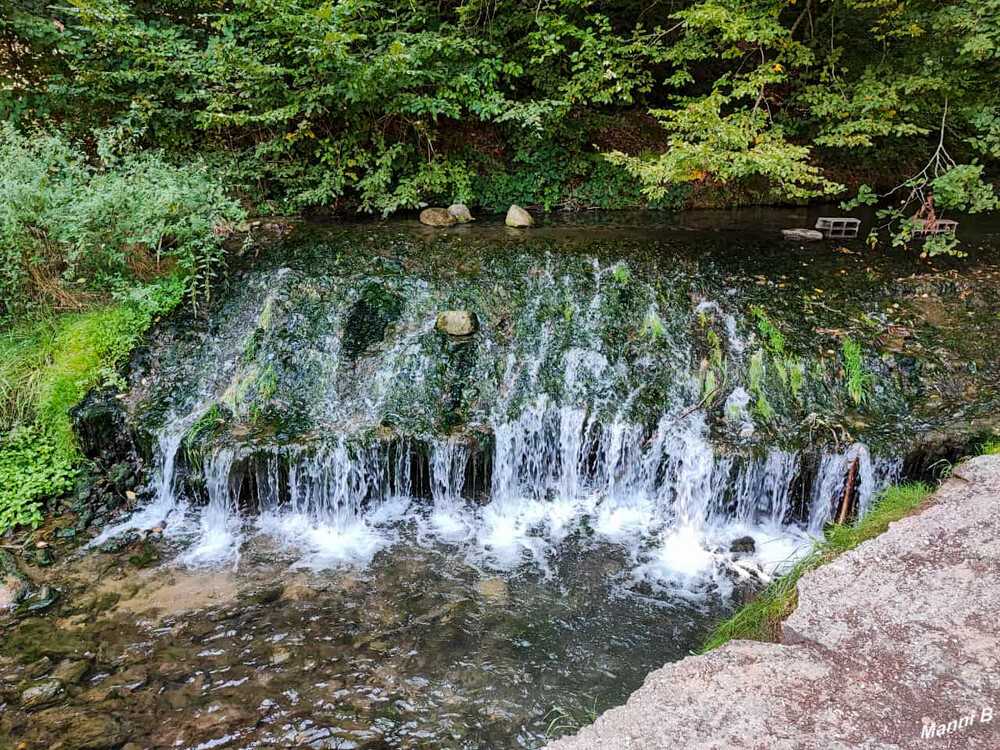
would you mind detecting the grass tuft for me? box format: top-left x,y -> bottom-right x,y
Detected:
702,481 -> 934,652
978,439 -> 1000,456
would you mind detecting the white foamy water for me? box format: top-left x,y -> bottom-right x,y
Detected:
117,397 -> 900,602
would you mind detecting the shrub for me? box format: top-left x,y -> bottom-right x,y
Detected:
0,276 -> 185,533
0,125 -> 244,319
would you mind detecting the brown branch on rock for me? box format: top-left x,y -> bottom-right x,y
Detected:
675,386 -> 721,422
837,456 -> 860,525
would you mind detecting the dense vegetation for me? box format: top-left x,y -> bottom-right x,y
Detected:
1,0 -> 998,530
0,128 -> 241,532
3,0 -> 998,222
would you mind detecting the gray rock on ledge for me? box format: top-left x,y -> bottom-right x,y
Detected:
419,207 -> 457,227
436,311 -> 478,336
505,205 -> 533,228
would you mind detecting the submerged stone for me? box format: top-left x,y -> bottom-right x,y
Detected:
21,678 -> 63,710
436,310 -> 478,336
21,585 -> 61,614
25,656 -> 53,679
271,647 -> 291,665
729,536 -> 756,554
505,204 -> 533,227
52,658 -> 90,686
475,578 -> 510,604
781,228 -> 823,242
0,549 -> 30,609
420,207 -> 458,227
31,707 -> 129,749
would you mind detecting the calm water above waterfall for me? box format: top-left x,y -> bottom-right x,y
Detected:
5,213 -> 1000,749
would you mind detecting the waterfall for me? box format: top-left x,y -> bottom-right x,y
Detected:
109,251 -> 913,591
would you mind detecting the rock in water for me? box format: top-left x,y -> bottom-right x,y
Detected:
21,679 -> 63,710
32,708 -> 129,749
781,228 -> 824,242
419,207 -> 457,227
0,548 -> 30,609
448,204 -> 474,223
436,311 -> 478,336
475,578 -> 510,604
505,204 -> 533,228
729,535 -> 756,554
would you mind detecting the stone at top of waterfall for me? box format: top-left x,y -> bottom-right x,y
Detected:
436,310 -> 478,336
781,228 -> 824,242
419,207 -> 457,227
505,204 -> 533,228
448,204 -> 474,223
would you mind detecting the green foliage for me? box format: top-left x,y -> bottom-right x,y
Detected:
183,403 -> 227,466
3,0 -> 994,220
0,276 -> 184,531
978,439 -> 1000,456
0,125 -> 243,318
0,425 -> 78,533
545,700 -> 599,738
703,481 -> 933,651
609,88 -> 843,202
841,337 -> 873,407
752,306 -> 785,357
641,307 -> 667,342
744,307 -> 804,420
702,552 -> 813,649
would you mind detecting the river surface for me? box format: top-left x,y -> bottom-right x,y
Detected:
3,210 -> 1000,749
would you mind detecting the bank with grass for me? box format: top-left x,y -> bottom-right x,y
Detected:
0,128 -> 245,534
702,481 -> 935,651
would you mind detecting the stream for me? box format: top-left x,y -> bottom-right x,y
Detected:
3,210 -> 1000,749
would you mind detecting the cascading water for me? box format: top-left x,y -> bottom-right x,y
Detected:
43,222 -> 1000,750
108,232 -> 929,604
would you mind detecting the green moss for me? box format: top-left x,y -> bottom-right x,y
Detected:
752,306 -> 786,356
0,617 -> 95,663
702,481 -> 934,652
787,359 -> 805,398
841,336 -> 873,407
341,282 -> 404,359
748,350 -> 773,419
641,307 -> 666,341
